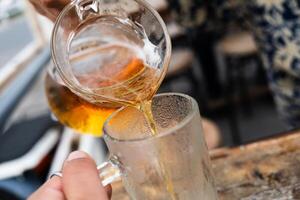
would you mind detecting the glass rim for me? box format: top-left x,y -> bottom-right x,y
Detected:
103,92 -> 199,143
51,0 -> 172,102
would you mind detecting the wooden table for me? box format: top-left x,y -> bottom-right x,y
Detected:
111,131 -> 300,199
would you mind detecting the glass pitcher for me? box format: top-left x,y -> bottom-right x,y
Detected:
45,0 -> 171,136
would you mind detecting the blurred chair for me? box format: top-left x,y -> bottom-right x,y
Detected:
167,49 -> 194,77
164,48 -> 222,147
167,21 -> 185,40
164,48 -> 203,102
217,31 -> 259,145
218,32 -> 257,56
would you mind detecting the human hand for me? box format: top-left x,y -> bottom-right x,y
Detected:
29,0 -> 70,21
28,151 -> 111,200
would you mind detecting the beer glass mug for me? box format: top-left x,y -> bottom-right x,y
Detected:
45,0 -> 171,136
99,93 -> 218,200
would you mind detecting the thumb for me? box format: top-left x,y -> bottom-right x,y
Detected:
62,151 -> 110,200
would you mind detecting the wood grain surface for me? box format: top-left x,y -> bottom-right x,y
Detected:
111,131 -> 300,199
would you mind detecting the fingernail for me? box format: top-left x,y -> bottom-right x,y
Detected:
67,151 -> 87,161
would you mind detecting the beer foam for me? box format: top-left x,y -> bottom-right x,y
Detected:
142,36 -> 161,69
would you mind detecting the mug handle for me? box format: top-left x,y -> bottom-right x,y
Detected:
51,155 -> 122,186
97,155 -> 122,186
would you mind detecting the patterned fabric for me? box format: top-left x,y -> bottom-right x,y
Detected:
169,0 -> 300,128
248,0 -> 300,127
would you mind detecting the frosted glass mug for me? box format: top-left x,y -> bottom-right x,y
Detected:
100,93 -> 218,200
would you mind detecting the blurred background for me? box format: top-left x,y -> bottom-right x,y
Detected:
0,0 -> 290,199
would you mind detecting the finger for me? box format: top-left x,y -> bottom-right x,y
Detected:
28,176 -> 65,200
30,0 -> 69,21
29,0 -> 57,21
62,151 -> 109,200
29,0 -> 48,16
42,0 -> 69,10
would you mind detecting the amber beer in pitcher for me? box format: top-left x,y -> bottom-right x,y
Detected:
46,42 -> 161,136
